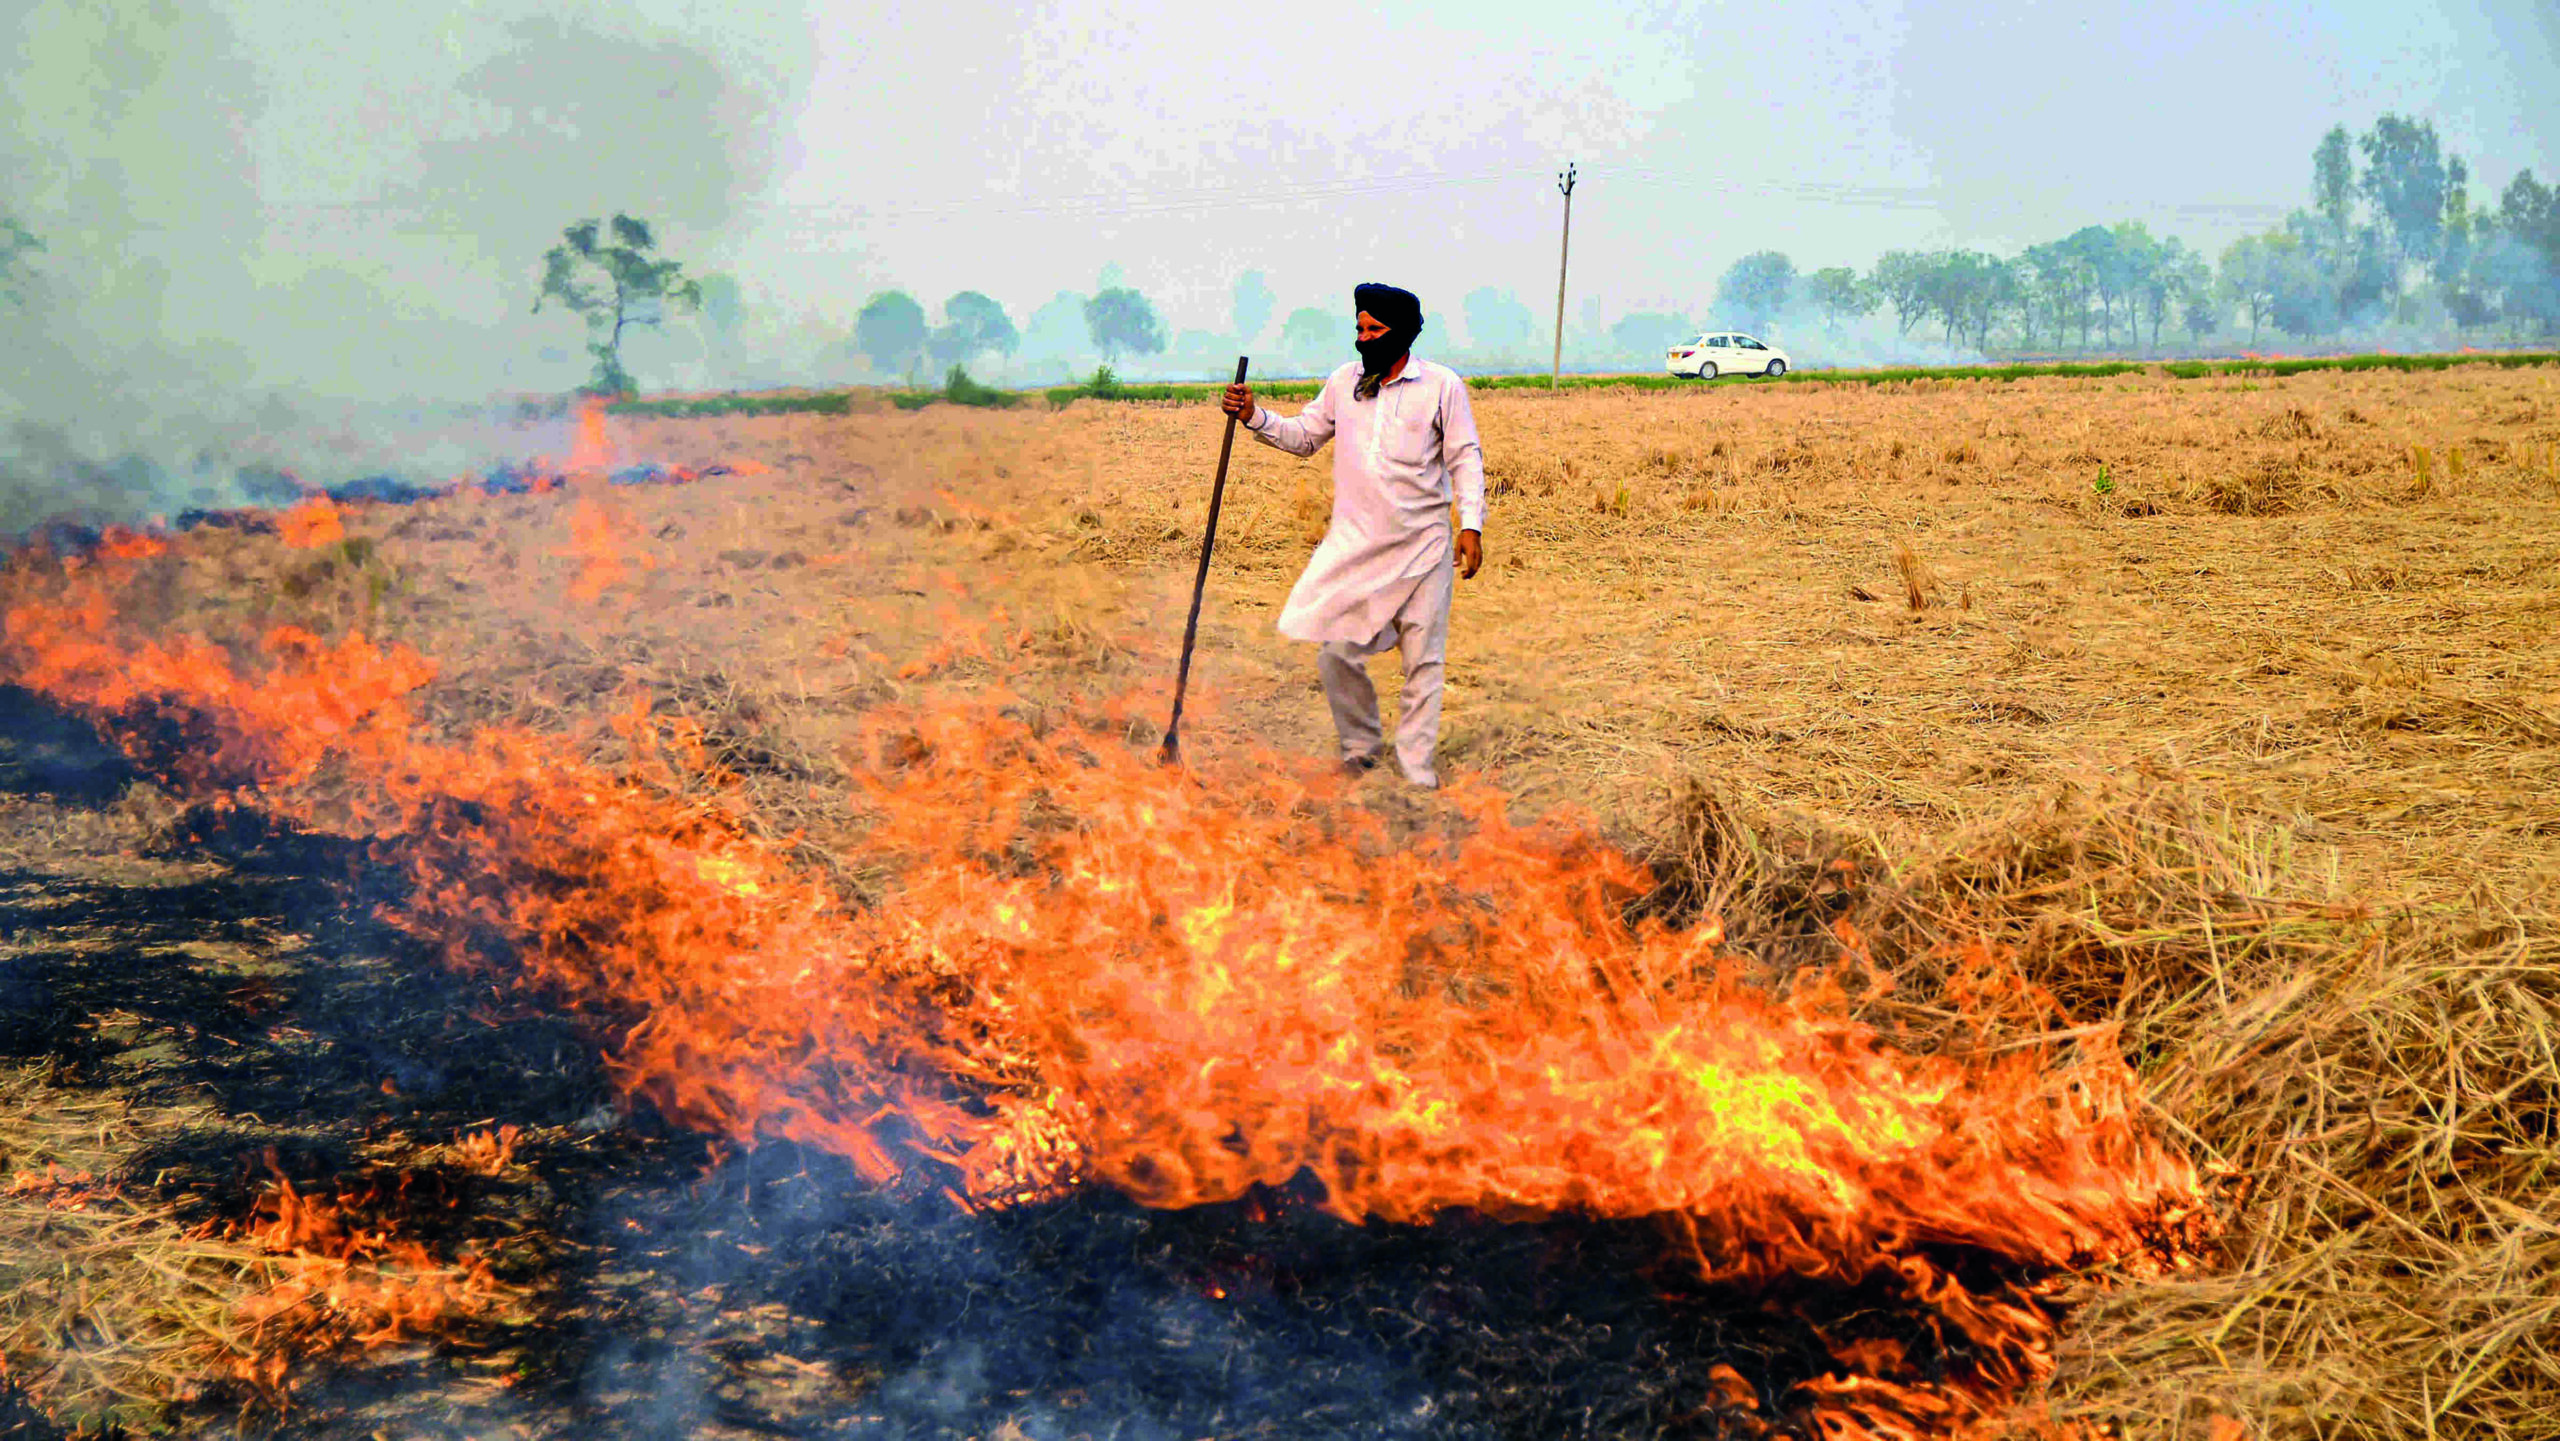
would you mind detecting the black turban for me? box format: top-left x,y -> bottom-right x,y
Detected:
1352,282 -> 1424,399
1353,282 -> 1423,334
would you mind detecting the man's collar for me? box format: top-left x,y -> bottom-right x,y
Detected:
1383,352 -> 1424,386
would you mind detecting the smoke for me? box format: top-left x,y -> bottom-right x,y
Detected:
0,0 -> 814,533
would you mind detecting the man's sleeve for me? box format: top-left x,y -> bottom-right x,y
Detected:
1443,375 -> 1486,533
1247,374 -> 1338,458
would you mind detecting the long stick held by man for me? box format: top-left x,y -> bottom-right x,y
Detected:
1220,284 -> 1487,789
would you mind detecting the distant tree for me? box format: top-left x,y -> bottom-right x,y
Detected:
2358,114 -> 2457,291
1232,271 -> 1277,347
2443,245 -> 2496,334
1279,306 -> 1338,358
1608,311 -> 1693,359
2102,222 -> 2172,351
2502,170 -> 2560,269
2306,210 -> 2396,322
853,290 -> 928,376
2266,234 -> 2340,340
2061,225 -> 2130,347
1803,267 -> 1876,329
2218,233 -> 2288,344
1919,251 -> 2009,349
2174,247 -> 2218,344
926,290 -> 1018,369
2476,229 -> 2558,338
1715,251 -> 1797,332
534,214 -> 701,394
2019,240 -> 2091,349
2491,171 -> 2560,335
2114,230 -> 2173,350
1870,252 -> 1935,337
2433,155 -> 2475,286
1084,287 -> 1166,363
1460,288 -> 1536,354
2312,124 -> 2356,245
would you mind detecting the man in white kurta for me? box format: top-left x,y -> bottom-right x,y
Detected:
1220,284 -> 1486,788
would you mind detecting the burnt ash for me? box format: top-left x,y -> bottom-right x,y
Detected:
7,457 -> 736,561
0,685 -> 131,805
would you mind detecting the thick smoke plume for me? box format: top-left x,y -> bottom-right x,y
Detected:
0,0 -> 813,533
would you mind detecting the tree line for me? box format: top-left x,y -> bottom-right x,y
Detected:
1705,115 -> 2559,354
829,113 -> 2559,389
26,110 -> 2535,403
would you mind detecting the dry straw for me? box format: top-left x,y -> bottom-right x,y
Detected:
1642,775 -> 2559,1439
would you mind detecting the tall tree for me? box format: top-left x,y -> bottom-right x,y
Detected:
2118,227 -> 2177,350
1921,252 -> 2010,349
2174,247 -> 2218,343
1083,287 -> 1166,363
2434,155 -> 2475,287
2358,114 -> 2456,288
926,291 -> 1017,369
2063,226 -> 2129,347
1232,271 -> 1276,347
2492,171 -> 2560,336
1803,267 -> 1876,329
2267,234 -> 2340,340
2019,240 -> 2090,350
534,214 -> 701,395
1715,251 -> 1797,332
2218,233 -> 2287,344
2502,170 -> 2560,264
2312,124 -> 2356,244
1870,252 -> 1936,337
853,291 -> 928,376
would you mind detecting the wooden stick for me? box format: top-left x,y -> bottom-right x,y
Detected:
1161,355 -> 1250,766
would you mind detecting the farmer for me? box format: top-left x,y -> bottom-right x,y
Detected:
1220,283 -> 1486,788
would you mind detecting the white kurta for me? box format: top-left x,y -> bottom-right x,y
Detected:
1246,357 -> 1487,644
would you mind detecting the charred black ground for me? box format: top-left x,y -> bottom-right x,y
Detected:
0,691 -> 2043,1440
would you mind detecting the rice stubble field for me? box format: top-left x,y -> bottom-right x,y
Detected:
0,360 -> 2555,1436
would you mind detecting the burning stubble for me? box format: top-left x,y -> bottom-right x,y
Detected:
0,513 -> 2209,1433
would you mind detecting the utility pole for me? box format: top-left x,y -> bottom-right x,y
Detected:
1550,161 -> 1576,391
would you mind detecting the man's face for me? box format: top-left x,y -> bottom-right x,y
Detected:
1355,310 -> 1390,344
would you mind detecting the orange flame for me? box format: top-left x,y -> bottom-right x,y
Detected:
278,496 -> 345,550
552,492 -> 651,601
567,395 -> 614,473
224,1166 -> 516,1381
95,527 -> 170,563
0,553 -> 2211,1432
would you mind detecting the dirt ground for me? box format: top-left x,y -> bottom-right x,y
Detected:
2,362 -> 2557,1437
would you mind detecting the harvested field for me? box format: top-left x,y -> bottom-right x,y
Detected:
1,361 -> 2556,1438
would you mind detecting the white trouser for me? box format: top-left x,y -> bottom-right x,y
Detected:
1315,559 -> 1452,787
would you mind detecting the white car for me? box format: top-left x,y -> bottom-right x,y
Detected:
1665,332 -> 1789,379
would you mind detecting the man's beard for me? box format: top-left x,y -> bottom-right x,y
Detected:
1354,334 -> 1410,400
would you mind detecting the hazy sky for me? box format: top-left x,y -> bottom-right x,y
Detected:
4,0 -> 2556,400
756,0 -> 2560,330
